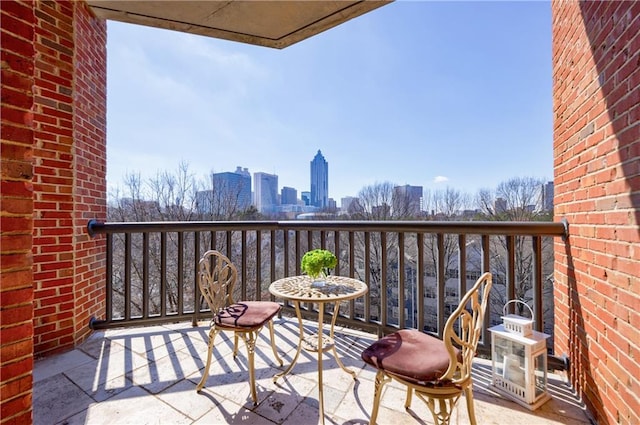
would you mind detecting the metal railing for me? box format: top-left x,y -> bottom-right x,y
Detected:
87,219 -> 568,352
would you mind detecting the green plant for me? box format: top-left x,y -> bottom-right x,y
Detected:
301,249 -> 337,279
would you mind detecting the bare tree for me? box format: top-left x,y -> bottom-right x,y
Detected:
348,181 -> 395,220
344,182 -> 397,322
473,177 -> 554,328
422,187 -> 472,277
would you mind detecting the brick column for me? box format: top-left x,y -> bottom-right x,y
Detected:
1,2 -> 36,423
1,1 -> 106,422
31,0 -> 106,356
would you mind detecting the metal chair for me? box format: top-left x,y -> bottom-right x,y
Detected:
361,272 -> 493,425
196,250 -> 283,404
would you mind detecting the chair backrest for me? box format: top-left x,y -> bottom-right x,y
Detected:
440,272 -> 493,384
198,250 -> 238,315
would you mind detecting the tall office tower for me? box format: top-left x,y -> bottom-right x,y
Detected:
254,172 -> 279,214
392,185 -> 423,217
310,150 -> 328,208
301,191 -> 311,206
196,166 -> 251,217
281,186 -> 297,205
541,181 -> 554,212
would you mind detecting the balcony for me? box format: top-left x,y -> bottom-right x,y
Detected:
28,219 -> 589,423
34,317 -> 590,424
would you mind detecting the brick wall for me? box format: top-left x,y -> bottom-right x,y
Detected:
1,1 -> 36,422
31,0 -> 106,356
1,0 -> 106,422
552,1 -> 640,424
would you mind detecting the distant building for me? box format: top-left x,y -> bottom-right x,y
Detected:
341,196 -> 357,212
254,172 -> 279,214
281,186 -> 297,205
494,197 -> 507,214
393,185 -> 423,216
372,203 -> 391,218
310,150 -> 328,208
119,198 -> 159,211
301,191 -> 311,206
196,166 -> 251,216
541,181 -> 554,212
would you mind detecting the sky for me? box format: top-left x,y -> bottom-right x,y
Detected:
106,1 -> 553,205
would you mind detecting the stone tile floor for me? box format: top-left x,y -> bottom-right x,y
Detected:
33,316 -> 591,424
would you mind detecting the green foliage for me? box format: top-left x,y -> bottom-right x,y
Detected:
301,249 -> 337,278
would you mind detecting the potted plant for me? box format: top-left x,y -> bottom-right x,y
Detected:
301,249 -> 337,284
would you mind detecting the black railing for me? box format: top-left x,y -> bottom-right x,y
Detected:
87,219 -> 568,352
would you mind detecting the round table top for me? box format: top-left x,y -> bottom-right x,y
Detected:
269,275 -> 368,303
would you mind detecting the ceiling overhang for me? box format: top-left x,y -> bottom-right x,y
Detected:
87,0 -> 392,49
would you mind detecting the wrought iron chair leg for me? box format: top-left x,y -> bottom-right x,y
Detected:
370,370 -> 390,425
196,327 -> 218,392
405,387 -> 413,409
268,320 -> 283,366
242,331 -> 258,405
233,333 -> 240,357
464,385 -> 477,425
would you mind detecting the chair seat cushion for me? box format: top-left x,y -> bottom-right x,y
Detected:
216,301 -> 281,329
361,329 -> 460,386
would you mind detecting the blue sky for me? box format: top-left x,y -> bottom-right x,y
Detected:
106,1 -> 552,205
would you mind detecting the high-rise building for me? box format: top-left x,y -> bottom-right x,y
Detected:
540,181 -> 554,212
254,172 -> 279,214
281,186 -> 297,205
196,166 -> 251,217
393,185 -> 423,216
310,150 -> 328,208
301,191 -> 311,206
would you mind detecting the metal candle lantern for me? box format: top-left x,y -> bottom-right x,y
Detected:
489,300 -> 551,410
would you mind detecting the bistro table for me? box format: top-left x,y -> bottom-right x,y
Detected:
269,275 -> 368,424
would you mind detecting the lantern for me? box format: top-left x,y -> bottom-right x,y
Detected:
489,301 -> 551,410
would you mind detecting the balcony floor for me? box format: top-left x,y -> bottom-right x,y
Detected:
33,316 -> 590,425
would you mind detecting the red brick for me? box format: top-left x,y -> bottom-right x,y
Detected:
0,289 -> 33,309
0,395 -> 32,424
1,27 -> 35,57
0,270 -> 32,291
0,323 -> 33,346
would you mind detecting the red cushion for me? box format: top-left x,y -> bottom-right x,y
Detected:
361,329 -> 460,385
215,301 -> 281,329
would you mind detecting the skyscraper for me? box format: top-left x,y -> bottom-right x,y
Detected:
540,181 -> 554,212
196,166 -> 251,217
310,150 -> 328,208
254,172 -> 279,214
281,186 -> 297,205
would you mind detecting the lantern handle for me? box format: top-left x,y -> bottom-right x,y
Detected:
503,300 -> 534,320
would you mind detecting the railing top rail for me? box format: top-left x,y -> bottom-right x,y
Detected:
88,218 -> 568,238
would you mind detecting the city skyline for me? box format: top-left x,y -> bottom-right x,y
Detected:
106,2 -> 552,203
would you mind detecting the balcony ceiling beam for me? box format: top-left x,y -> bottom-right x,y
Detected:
87,0 -> 392,49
